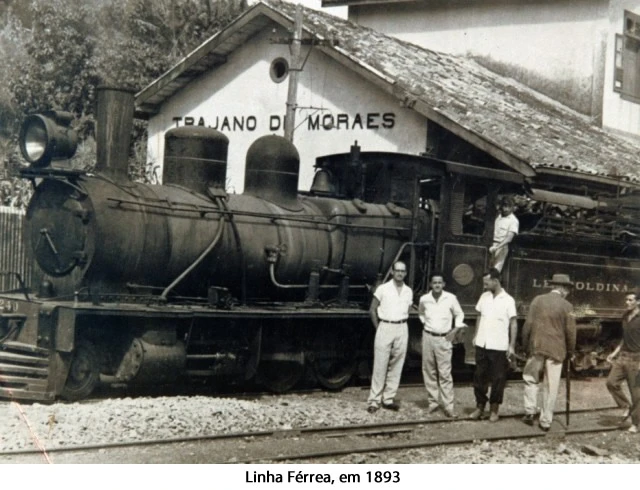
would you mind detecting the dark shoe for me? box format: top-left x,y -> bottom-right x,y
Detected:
367,405 -> 379,414
618,417 -> 632,429
522,414 -> 536,426
489,403 -> 500,422
539,423 -> 550,432
427,405 -> 440,414
382,401 -> 400,411
469,406 -> 485,420
444,409 -> 459,419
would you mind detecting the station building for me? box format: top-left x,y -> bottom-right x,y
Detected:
322,0 -> 640,139
135,0 -> 640,194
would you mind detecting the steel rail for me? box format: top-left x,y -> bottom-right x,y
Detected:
237,420 -> 622,464
0,405 -> 620,458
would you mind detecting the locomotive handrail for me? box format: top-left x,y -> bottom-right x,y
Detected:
160,197 -> 228,301
220,197 -> 248,304
105,197 -> 414,232
380,241 -> 432,285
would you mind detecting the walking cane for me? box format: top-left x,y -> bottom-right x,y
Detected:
565,357 -> 571,427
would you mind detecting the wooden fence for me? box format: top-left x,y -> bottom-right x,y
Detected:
0,206 -> 41,291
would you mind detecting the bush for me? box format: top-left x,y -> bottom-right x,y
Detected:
0,0 -> 248,203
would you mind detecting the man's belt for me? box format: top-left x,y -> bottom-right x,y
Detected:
424,329 -> 451,337
379,318 -> 408,324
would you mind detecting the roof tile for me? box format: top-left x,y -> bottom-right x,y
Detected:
267,0 -> 639,182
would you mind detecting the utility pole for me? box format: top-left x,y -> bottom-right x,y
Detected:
284,5 -> 303,142
271,4 -> 338,142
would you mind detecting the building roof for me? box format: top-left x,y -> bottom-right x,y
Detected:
321,0 -> 419,6
136,0 -> 640,186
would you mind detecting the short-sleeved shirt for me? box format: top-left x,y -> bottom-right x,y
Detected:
374,280 -> 413,322
474,289 -> 517,351
418,290 -> 465,334
622,312 -> 640,353
493,213 -> 519,243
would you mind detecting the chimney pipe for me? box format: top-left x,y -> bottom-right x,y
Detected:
95,86 -> 135,181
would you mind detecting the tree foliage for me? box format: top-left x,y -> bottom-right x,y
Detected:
92,0 -> 244,89
0,9 -> 29,140
0,0 -> 247,195
10,0 -> 98,119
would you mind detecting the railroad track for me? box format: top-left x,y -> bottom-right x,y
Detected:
0,405 -> 626,463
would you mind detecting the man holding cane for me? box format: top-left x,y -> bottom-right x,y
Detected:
521,274 -> 576,431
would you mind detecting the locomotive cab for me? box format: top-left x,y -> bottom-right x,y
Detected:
312,146 -> 528,301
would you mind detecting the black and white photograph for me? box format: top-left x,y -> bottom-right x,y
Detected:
0,0 -> 639,474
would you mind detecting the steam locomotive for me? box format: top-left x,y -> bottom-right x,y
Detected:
0,87 -> 638,401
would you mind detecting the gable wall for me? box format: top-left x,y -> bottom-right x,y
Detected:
602,0 -> 640,137
147,25 -> 427,192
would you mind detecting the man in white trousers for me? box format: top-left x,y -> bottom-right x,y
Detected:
521,273 -> 576,431
367,261 -> 413,413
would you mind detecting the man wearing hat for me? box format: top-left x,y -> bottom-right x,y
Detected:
521,273 -> 577,431
489,196 -> 519,272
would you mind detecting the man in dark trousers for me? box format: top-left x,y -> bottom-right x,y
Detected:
606,290 -> 640,433
469,268 -> 517,422
521,274 -> 576,431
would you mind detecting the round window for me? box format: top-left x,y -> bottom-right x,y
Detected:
270,57 -> 289,83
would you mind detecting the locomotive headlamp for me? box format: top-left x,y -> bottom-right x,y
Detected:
19,111 -> 78,168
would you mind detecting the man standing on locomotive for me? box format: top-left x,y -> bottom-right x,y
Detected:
469,268 -> 517,422
605,290 -> 640,433
521,274 -> 576,431
367,261 -> 413,413
489,196 -> 519,272
418,272 -> 466,418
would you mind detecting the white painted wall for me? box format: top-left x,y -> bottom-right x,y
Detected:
349,0 -> 607,116
147,25 -> 426,192
260,0 -> 347,18
602,0 -> 640,136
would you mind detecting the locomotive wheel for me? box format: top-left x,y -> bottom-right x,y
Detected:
61,340 -> 100,401
309,325 -> 359,390
256,358 -> 305,393
256,327 -> 304,393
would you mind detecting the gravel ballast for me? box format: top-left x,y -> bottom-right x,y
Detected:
1,377 -> 639,463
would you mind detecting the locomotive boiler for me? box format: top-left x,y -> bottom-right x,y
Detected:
28,124 -> 416,303
1,86 -> 639,401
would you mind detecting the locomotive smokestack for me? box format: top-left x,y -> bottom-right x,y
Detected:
95,86 -> 135,181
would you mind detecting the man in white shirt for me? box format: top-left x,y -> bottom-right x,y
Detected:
469,268 -> 518,422
489,196 -> 519,272
418,272 -> 466,418
367,261 -> 414,413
